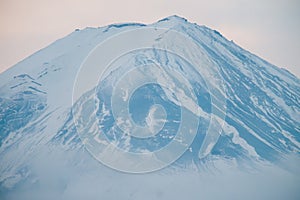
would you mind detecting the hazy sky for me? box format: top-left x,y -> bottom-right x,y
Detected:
0,0 -> 299,77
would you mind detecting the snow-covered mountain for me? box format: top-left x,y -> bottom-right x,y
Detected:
0,16 -> 299,199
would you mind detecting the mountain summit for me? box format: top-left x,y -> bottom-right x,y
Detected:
0,16 -> 299,199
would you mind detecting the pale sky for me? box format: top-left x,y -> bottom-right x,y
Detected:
0,0 -> 299,77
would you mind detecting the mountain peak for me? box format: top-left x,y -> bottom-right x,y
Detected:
158,15 -> 188,23
0,16 -> 299,197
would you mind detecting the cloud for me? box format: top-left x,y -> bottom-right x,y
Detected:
2,147 -> 300,200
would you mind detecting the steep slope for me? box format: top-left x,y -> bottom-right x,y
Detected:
0,15 -> 299,196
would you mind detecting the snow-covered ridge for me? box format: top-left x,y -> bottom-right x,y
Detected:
0,15 -> 299,193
